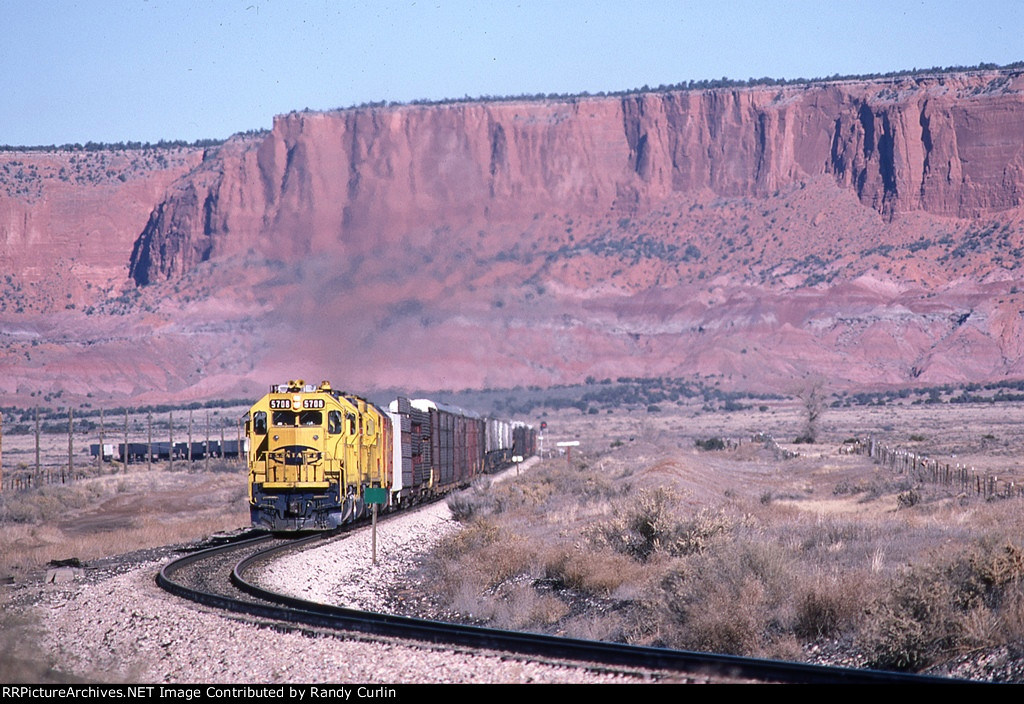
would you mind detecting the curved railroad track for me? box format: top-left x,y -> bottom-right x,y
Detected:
157,532 -> 969,684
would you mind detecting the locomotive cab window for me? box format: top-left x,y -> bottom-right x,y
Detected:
328,410 -> 342,434
273,411 -> 296,426
299,410 -> 322,427
253,411 -> 267,435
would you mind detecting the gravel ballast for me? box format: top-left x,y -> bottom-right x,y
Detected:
32,560 -> 637,683
25,467 -> 650,683
256,499 -> 458,613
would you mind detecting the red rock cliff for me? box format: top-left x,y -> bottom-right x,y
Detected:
0,146 -> 204,310
130,71 -> 1024,285
5,70 -> 1024,402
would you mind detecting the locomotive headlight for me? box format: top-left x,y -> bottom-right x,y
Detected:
293,395 -> 302,410
273,434 -> 279,441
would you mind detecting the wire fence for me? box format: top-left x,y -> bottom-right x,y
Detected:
0,408 -> 248,495
855,437 -> 1024,500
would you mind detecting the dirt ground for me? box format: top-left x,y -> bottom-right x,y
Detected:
406,398 -> 1024,679
5,397 -> 1024,680
546,398 -> 1024,478
527,398 -> 1024,533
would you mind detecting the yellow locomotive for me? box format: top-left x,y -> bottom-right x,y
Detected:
246,380 -> 392,530
247,379 -> 537,531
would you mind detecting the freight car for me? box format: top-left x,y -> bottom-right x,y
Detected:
246,380 -> 532,531
386,397 -> 484,503
483,416 -> 513,472
89,439 -> 248,463
512,421 -> 538,461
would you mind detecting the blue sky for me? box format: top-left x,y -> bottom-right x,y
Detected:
2,0 -> 1022,145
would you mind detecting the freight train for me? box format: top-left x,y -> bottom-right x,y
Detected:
246,380 -> 536,531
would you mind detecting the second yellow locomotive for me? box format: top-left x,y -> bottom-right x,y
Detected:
247,380 -> 392,530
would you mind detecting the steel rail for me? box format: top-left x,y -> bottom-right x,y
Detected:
233,544 -> 969,684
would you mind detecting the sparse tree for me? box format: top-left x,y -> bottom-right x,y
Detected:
794,377 -> 828,443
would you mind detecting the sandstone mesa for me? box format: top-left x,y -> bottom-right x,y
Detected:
2,69 -> 1024,402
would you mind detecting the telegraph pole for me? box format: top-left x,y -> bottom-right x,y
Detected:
123,408 -> 129,473
67,408 -> 74,483
169,412 -> 174,471
35,407 -> 41,481
98,407 -> 104,470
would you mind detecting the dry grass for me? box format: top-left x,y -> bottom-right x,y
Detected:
542,546 -> 636,596
862,540 -> 1024,670
417,401 -> 1024,674
0,465 -> 250,577
7,397 -> 1024,675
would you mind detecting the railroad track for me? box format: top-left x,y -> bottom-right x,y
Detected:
157,531 -> 969,684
